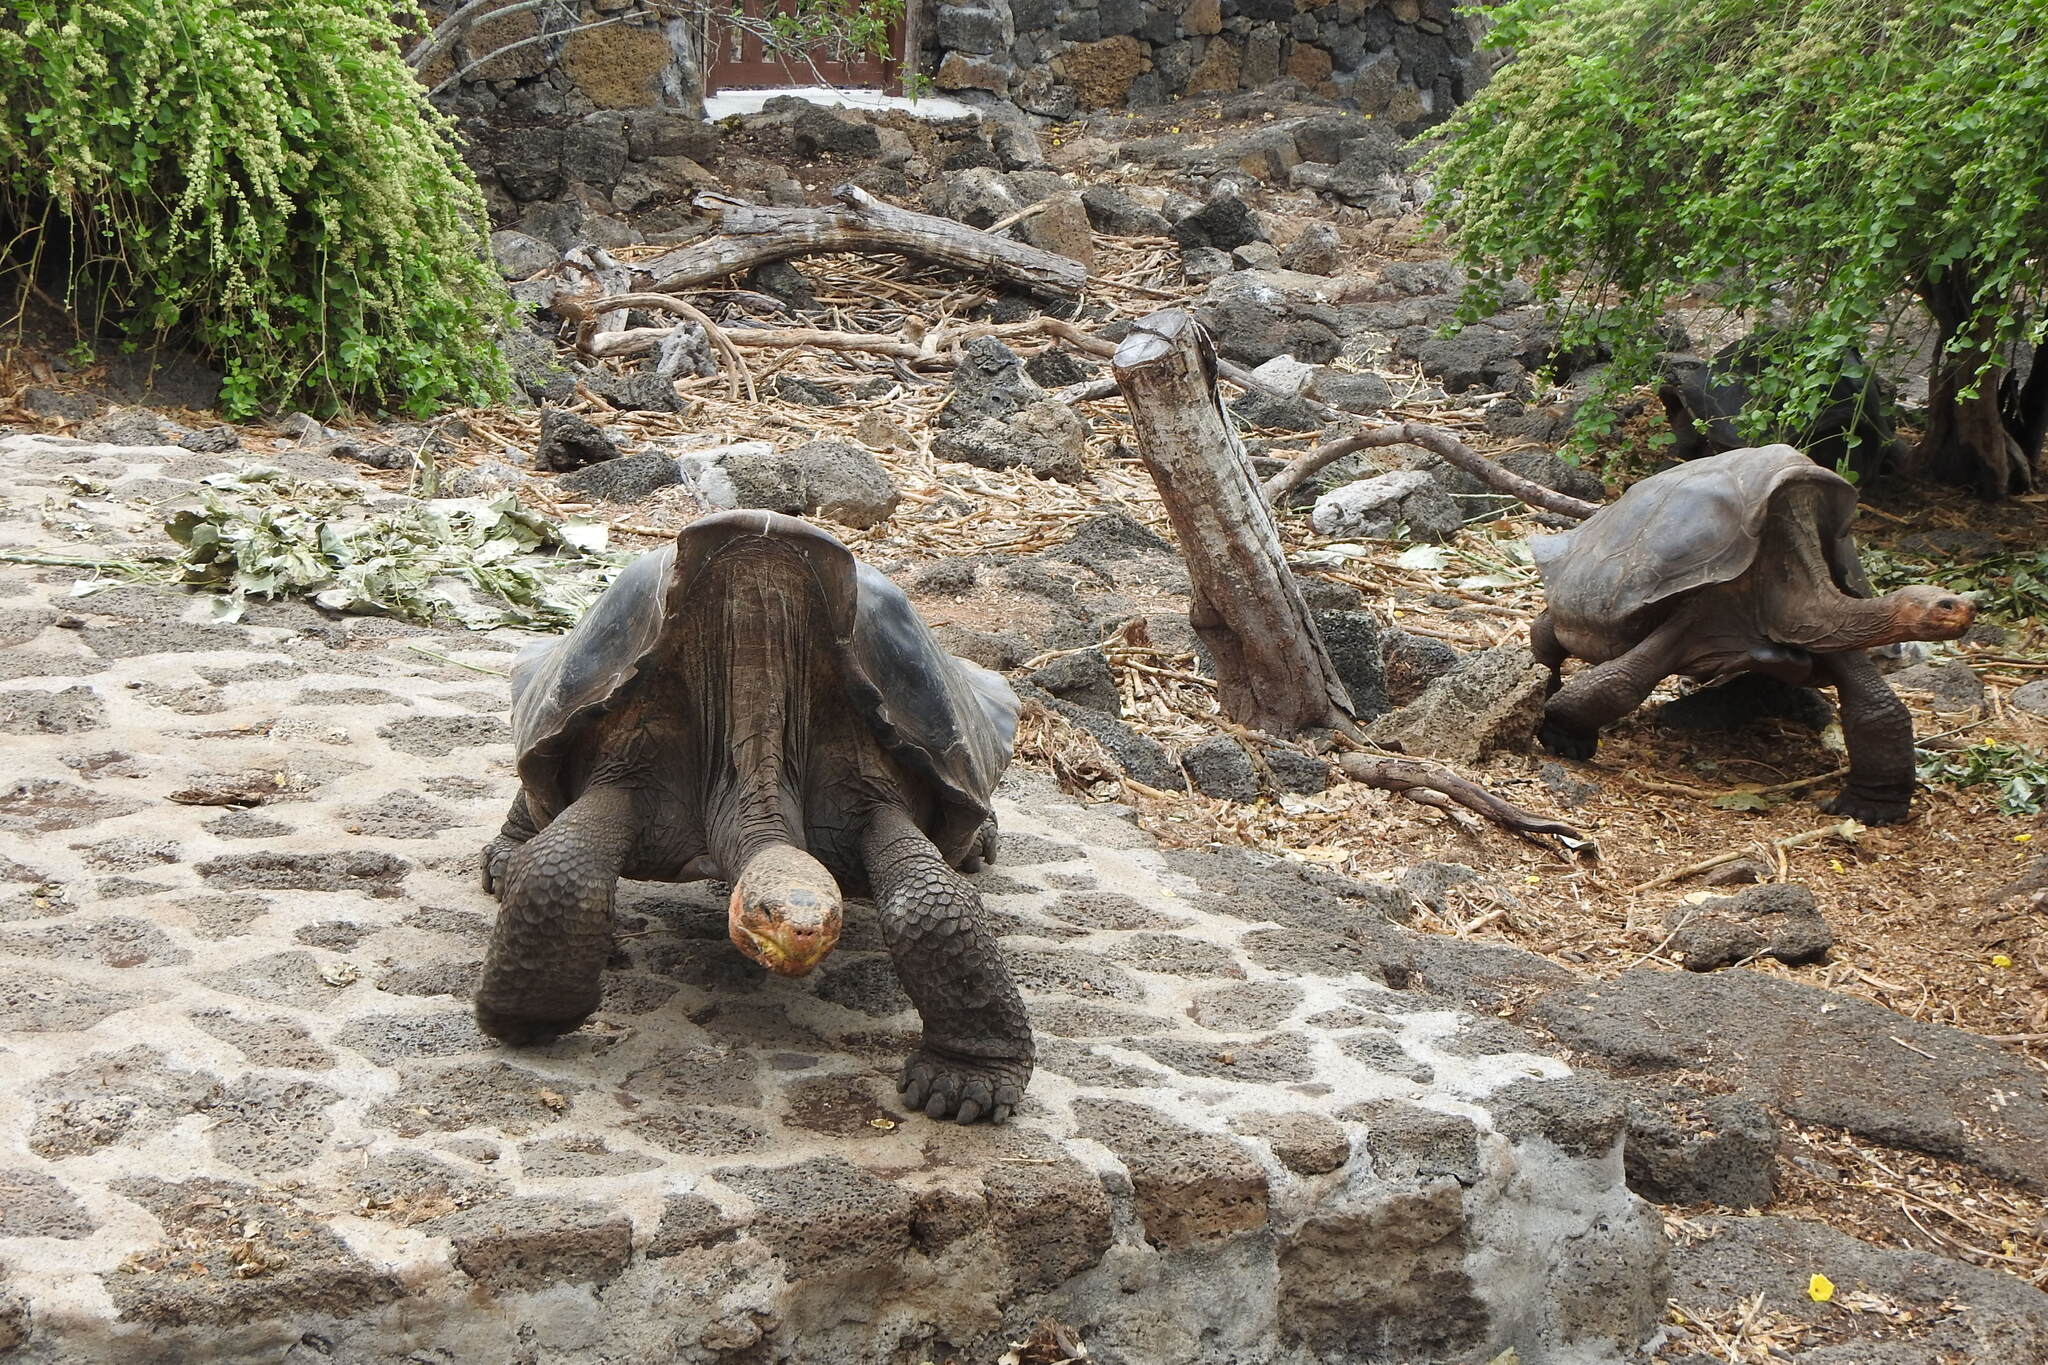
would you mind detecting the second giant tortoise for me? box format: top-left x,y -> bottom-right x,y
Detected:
1530,445 -> 1974,824
476,510 -> 1032,1123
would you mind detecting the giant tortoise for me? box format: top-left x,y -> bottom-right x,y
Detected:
1530,445 -> 1975,824
476,510 -> 1032,1123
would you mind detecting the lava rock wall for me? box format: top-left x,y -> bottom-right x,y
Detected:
933,0 -> 1496,121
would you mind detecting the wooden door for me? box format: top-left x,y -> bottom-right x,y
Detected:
704,2 -> 901,93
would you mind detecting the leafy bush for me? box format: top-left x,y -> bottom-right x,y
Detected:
1427,0 -> 2048,495
0,0 -> 510,416
1917,740 -> 2048,816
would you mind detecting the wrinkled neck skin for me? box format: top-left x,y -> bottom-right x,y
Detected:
1750,489 -> 1953,653
682,539 -> 827,879
669,537 -> 861,977
1773,590 -> 1933,653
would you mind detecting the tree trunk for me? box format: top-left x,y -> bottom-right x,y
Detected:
2001,336 -> 2048,465
1111,309 -> 1358,738
1915,268 -> 2037,497
636,184 -> 1086,299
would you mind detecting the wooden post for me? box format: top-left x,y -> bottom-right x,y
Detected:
1112,309 -> 1358,738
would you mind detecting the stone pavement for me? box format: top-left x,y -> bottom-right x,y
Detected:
0,434 -> 1665,1363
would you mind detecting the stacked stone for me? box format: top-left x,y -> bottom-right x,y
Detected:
418,1 -> 704,123
933,0 -> 1486,120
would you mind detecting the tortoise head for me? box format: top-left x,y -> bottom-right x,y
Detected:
1881,585 -> 1976,644
729,845 -> 843,978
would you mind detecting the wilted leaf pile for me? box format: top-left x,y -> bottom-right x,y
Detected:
165,468 -> 622,629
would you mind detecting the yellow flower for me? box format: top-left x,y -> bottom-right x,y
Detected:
1808,1274 -> 1835,1303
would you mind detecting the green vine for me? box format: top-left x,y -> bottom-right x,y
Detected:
0,0 -> 511,417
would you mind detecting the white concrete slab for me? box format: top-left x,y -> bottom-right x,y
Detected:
704,84 -> 977,121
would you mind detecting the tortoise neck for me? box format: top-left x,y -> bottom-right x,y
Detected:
672,538 -> 836,880
1771,589 -> 1918,652
710,816 -> 796,883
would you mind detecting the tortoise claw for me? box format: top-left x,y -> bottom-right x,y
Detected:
479,837 -> 520,896
1539,719 -> 1599,761
899,1047 -> 1026,1125
1821,789 -> 1911,826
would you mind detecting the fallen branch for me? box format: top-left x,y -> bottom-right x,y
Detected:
558,246 -> 632,336
1056,378 -> 1122,405
584,313 -> 1117,373
1336,752 -> 1592,852
636,184 -> 1087,299
1625,820 -> 1865,895
586,321 -> 929,364
1262,423 -> 1605,519
553,290 -> 754,401
573,283 -> 1315,417
981,200 -> 1051,236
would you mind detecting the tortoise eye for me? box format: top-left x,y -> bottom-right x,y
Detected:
1937,597 -> 1960,610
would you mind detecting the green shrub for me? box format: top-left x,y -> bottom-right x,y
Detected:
1427,0 -> 2048,496
0,0 -> 510,416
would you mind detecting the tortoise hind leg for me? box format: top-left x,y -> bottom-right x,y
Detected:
480,789 -> 540,895
1530,611 -> 1567,697
475,784 -> 639,1044
1541,624 -> 1685,760
861,805 -> 1033,1124
1817,649 -> 1916,825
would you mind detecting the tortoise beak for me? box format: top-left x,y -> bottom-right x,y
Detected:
727,854 -> 843,977
1928,594 -> 1976,639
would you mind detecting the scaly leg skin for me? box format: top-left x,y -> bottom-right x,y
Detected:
1541,625 -> 1685,761
1818,650 -> 1915,826
862,805 -> 1034,1124
1530,611 -> 1567,698
475,785 -> 638,1044
480,789 -> 540,894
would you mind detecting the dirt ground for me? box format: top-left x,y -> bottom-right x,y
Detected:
3,97 -> 2044,1362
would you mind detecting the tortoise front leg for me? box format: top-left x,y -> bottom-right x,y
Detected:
1541,625 -> 1685,760
475,784 -> 638,1044
861,805 -> 1033,1124
480,788 -> 540,894
1817,649 -> 1916,825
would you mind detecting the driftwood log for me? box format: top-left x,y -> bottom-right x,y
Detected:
1263,424 -> 1604,520
1113,308 -> 1359,736
635,184 -> 1087,299
559,246 -> 633,338
1336,753 -> 1590,851
552,290 -> 754,400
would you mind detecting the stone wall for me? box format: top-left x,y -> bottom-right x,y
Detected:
419,1 -> 708,226
421,0 -> 704,123
932,0 -> 1490,122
